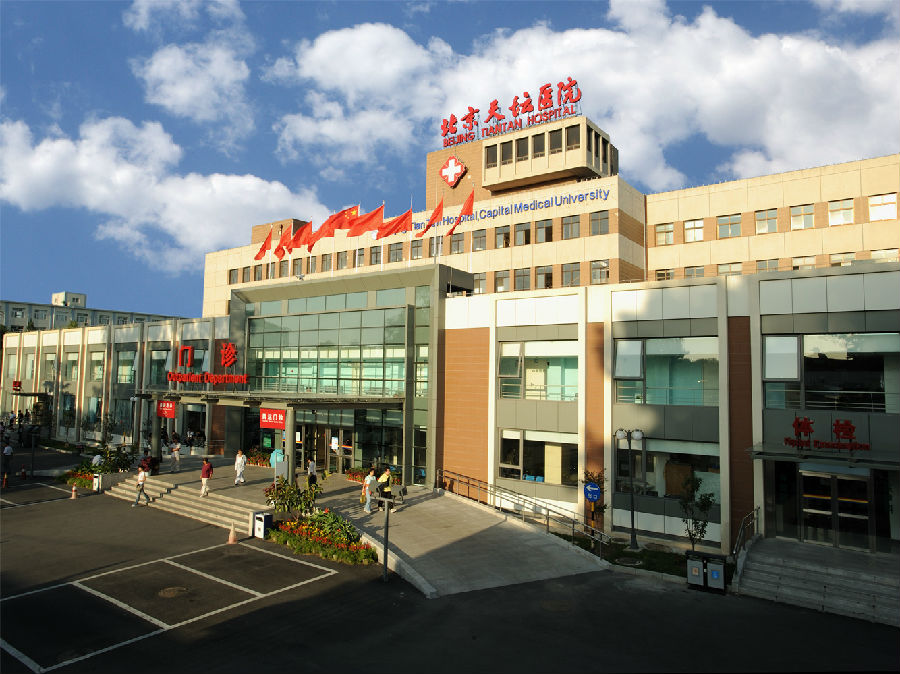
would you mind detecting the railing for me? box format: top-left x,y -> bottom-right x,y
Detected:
731,506 -> 759,560
436,469 -> 611,555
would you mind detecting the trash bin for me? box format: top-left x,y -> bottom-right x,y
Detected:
92,473 -> 101,493
706,555 -> 726,592
686,553 -> 705,587
254,512 -> 273,539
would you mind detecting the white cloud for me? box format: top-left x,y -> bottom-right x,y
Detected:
267,3 -> 899,191
0,117 -> 330,272
123,0 -> 204,33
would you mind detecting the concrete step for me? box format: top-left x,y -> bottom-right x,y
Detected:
148,499 -> 254,535
744,559 -> 899,597
748,552 -> 900,588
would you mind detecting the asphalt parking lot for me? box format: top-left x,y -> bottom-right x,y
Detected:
2,479 -> 898,674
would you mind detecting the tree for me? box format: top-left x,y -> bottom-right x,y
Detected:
65,320 -> 78,328
26,319 -> 35,331
680,475 -> 715,552
61,409 -> 76,445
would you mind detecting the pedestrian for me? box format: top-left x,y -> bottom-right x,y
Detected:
362,467 -> 377,514
234,449 -> 247,486
377,466 -> 394,511
200,457 -> 213,497
2,442 -> 13,488
91,453 -> 103,467
133,466 -> 150,507
307,455 -> 317,487
170,442 -> 181,473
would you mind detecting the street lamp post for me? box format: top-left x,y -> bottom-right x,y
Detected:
615,428 -> 644,550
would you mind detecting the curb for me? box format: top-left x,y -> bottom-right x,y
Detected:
358,531 -> 440,599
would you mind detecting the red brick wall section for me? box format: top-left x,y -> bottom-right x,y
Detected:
728,316 -> 754,547
440,328 -> 490,486
584,322 -> 606,527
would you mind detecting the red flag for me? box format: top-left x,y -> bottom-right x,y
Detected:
416,198 -> 444,238
347,205 -> 384,237
290,222 -> 311,249
308,205 -> 359,252
273,225 -> 294,260
446,189 -> 475,237
334,205 -> 360,229
376,209 -> 412,239
253,227 -> 273,260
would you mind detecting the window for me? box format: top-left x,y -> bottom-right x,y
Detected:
655,269 -> 673,281
411,239 -> 423,260
228,269 -> 238,284
12,307 -> 24,318
254,265 -> 263,281
535,265 -> 553,289
590,260 -> 609,284
63,353 -> 78,380
562,263 -> 580,287
565,124 -> 580,150
116,350 -> 136,384
830,252 -> 855,267
242,266 -> 250,283
429,237 -> 443,257
76,313 -> 88,324
90,351 -> 104,381
307,256 -> 317,274
717,214 -> 741,238
763,333 -> 899,413
321,254 -> 332,272
871,248 -> 899,262
655,223 -> 674,246
590,211 -> 609,235
514,223 -> 530,246
685,266 -> 704,278
828,199 -> 853,226
532,133 -> 545,158
757,259 -> 778,272
34,309 -> 47,320
473,273 -> 486,294
500,141 -> 513,165
755,209 -> 777,234
614,337 -> 719,406
44,354 -> 56,380
485,145 -> 498,169
336,251 -> 348,270
499,429 -> 579,486
388,243 -> 403,263
685,219 -> 704,242
562,215 -> 580,240
370,246 -> 381,265
116,317 -> 127,325
498,341 -> 579,402
279,260 -> 289,277
535,219 -> 553,243
472,229 -> 486,251
450,233 -> 464,254
792,256 -> 815,270
150,350 -> 169,386
790,204 -> 814,230
549,129 -> 562,154
495,270 -> 509,292
268,262 -> 276,279
290,258 -> 301,276
5,355 -> 17,378
717,263 -> 741,276
23,353 -> 35,379
495,226 -> 510,248
99,315 -> 110,325
514,268 -> 530,291
869,193 -> 897,221
515,137 -> 528,162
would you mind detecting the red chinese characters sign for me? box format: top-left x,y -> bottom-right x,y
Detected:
157,401 -> 177,418
166,341 -> 248,384
783,417 -> 870,451
260,408 -> 286,430
440,75 -> 582,148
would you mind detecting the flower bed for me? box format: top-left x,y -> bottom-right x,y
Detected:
60,468 -> 94,489
247,448 -> 271,467
267,508 -> 378,565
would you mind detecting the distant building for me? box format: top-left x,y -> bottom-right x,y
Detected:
0,292 -> 180,332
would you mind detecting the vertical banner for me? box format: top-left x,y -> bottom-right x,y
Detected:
260,408 -> 286,430
157,400 -> 176,418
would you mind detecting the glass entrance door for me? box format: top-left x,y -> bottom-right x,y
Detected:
800,471 -> 871,550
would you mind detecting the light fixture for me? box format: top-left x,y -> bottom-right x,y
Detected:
615,428 -> 645,550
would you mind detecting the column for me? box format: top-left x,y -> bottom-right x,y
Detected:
151,407 -> 160,458
285,407 -> 296,485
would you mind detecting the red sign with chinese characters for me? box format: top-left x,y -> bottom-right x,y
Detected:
440,76 -> 582,148
157,401 -> 176,418
783,417 -> 870,451
166,341 -> 248,384
220,342 -> 237,368
260,408 -> 286,430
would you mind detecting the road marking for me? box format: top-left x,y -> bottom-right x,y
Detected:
1,496 -> 70,509
0,637 -> 43,673
72,581 -> 171,629
163,559 -> 263,597
43,629 -> 165,673
239,540 -> 337,574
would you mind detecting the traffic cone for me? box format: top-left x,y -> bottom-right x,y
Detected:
70,484 -> 77,499
227,521 -> 237,544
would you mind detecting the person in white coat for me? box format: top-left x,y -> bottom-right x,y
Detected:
234,449 -> 247,486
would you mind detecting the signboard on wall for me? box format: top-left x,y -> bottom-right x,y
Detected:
260,408 -> 286,430
157,401 -> 176,418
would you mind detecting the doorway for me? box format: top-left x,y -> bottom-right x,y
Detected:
800,471 -> 872,551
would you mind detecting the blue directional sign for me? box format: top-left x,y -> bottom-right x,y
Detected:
583,482 -> 602,502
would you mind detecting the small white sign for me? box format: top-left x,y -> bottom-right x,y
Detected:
331,436 -> 339,450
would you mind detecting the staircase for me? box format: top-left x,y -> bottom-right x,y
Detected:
736,538 -> 900,627
106,476 -> 265,536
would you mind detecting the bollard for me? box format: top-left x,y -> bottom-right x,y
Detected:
70,484 -> 78,499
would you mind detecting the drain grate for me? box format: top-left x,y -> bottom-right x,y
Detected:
158,586 -> 190,598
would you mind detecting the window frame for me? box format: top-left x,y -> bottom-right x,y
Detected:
655,223 -> 674,246
535,265 -> 553,289
514,268 -> 530,291
684,219 -> 704,242
590,259 -> 609,284
717,214 -> 741,239
514,223 -> 531,246
495,270 -> 510,293
388,243 -> 403,263
485,144 -> 498,169
472,229 -> 486,251
561,262 -> 580,287
535,219 -> 553,243
495,226 -> 510,249
562,215 -> 580,240
790,204 -> 814,230
590,211 -> 609,236
449,232 -> 464,254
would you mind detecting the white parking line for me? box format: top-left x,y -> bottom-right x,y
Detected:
72,581 -> 171,630
164,558 -> 263,597
1,495 -> 70,509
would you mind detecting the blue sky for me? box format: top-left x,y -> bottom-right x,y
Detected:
2,0 -> 898,318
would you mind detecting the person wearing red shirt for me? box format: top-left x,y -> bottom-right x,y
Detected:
200,458 -> 213,497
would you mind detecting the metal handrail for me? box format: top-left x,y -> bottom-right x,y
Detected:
731,506 -> 759,559
436,469 -> 611,554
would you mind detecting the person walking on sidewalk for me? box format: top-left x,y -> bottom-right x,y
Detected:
171,442 -> 181,473
377,466 -> 394,511
362,467 -> 377,514
234,450 -> 247,486
200,458 -> 213,497
307,456 -> 317,487
133,466 -> 150,507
